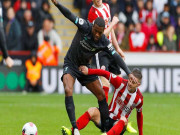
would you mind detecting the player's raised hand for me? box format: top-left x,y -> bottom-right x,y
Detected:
5,56 -> 14,68
79,66 -> 88,75
112,16 -> 119,25
51,0 -> 58,5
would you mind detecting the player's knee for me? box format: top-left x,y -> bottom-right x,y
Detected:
87,107 -> 99,120
120,116 -> 128,125
97,90 -> 105,101
64,86 -> 73,96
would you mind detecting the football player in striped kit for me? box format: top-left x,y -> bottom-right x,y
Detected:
88,0 -> 124,108
0,1 -> 13,68
61,66 -> 143,135
88,0 -> 137,133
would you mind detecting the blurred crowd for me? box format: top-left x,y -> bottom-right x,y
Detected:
74,0 -> 180,52
1,0 -> 63,92
2,0 -> 61,66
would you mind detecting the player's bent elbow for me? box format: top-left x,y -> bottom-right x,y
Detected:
120,116 -> 128,126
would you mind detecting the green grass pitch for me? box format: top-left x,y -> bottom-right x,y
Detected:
0,93 -> 180,135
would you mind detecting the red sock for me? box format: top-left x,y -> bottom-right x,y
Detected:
107,120 -> 125,135
103,86 -> 109,103
76,111 -> 91,130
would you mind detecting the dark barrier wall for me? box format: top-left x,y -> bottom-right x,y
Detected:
0,66 -> 180,93
0,66 -> 26,91
41,66 -> 180,93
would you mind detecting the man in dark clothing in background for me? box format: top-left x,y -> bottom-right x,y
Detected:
22,21 -> 38,51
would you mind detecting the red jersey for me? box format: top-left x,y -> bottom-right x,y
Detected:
88,68 -> 143,120
108,77 -> 143,120
88,3 -> 111,40
139,9 -> 157,23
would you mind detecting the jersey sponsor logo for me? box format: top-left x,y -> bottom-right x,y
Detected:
124,106 -> 131,114
116,97 -> 131,114
79,18 -> 84,25
80,40 -> 97,51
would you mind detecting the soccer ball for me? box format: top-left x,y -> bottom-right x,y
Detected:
22,122 -> 38,135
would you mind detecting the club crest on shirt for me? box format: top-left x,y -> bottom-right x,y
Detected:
112,74 -> 117,78
79,18 -> 84,25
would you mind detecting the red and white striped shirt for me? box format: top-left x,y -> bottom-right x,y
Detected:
88,68 -> 143,121
88,3 -> 111,40
108,78 -> 143,120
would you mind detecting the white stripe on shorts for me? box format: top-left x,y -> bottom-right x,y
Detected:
95,53 -> 100,69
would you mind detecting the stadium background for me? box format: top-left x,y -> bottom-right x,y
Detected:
0,0 -> 180,135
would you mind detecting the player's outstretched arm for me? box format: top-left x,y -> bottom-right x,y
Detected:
79,66 -> 111,79
51,0 -> 76,24
104,44 -> 138,83
112,52 -> 137,83
79,66 -> 123,88
107,48 -> 130,75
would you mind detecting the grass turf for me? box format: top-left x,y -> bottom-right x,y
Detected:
0,93 -> 180,135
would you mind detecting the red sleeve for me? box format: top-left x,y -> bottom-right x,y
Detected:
129,33 -> 136,51
88,69 -> 122,88
88,8 -> 98,23
136,97 -> 143,135
137,111 -> 143,135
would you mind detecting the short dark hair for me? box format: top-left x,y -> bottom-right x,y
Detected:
94,17 -> 105,28
132,68 -> 142,81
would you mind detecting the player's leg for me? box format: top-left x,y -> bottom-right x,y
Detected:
63,74 -> 78,131
109,62 -> 137,134
85,80 -> 109,132
75,107 -> 100,130
100,77 -> 110,102
106,117 -> 128,135
61,107 -> 101,135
